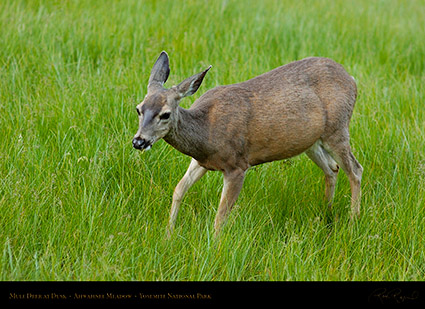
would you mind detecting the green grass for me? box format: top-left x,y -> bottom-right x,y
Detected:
1,0 -> 424,281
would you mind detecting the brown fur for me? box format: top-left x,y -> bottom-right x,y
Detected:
133,52 -> 363,236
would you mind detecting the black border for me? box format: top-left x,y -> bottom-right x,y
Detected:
2,281 -> 425,306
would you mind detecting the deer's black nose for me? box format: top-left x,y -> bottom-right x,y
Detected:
133,137 -> 146,149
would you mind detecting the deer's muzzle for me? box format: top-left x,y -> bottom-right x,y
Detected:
132,137 -> 151,150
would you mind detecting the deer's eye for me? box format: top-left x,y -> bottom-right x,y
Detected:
159,112 -> 171,120
136,107 -> 141,116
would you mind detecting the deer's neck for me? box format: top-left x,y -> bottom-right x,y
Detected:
164,107 -> 211,162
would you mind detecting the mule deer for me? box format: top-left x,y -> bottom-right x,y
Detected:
133,51 -> 363,236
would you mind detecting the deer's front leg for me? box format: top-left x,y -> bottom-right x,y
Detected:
214,169 -> 246,235
167,159 -> 207,237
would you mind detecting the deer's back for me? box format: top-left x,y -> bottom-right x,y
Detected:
190,57 -> 357,169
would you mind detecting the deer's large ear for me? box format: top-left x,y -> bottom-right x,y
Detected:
148,51 -> 170,90
176,65 -> 212,99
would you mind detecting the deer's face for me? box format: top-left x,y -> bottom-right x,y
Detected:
132,51 -> 210,151
133,89 -> 177,151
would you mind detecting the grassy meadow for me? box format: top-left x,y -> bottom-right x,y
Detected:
1,0 -> 424,281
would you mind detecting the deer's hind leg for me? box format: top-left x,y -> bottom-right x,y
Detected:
322,131 -> 363,219
306,140 -> 340,208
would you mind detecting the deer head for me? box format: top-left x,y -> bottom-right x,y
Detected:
132,51 -> 211,151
